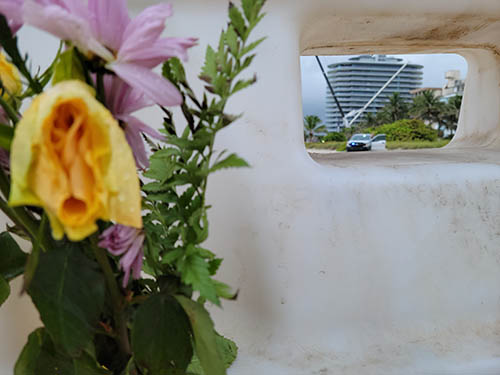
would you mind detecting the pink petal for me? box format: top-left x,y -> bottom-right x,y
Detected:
118,4 -> 173,64
124,119 -> 150,169
109,62 -> 182,107
118,37 -> 197,69
88,0 -> 129,52
119,234 -> 144,287
24,0 -> 113,61
0,0 -> 23,33
104,77 -> 152,115
120,115 -> 164,141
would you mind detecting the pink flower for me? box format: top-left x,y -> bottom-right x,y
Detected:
103,76 -> 164,169
0,0 -> 23,34
99,224 -> 145,288
23,0 -> 196,107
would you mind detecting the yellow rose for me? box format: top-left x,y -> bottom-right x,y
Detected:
0,53 -> 22,100
9,80 -> 142,241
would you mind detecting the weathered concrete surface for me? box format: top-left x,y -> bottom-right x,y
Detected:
2,1 -> 500,374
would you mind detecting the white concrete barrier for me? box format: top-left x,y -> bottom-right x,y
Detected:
1,1 -> 500,374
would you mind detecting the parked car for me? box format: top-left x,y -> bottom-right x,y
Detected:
346,133 -> 372,151
371,133 -> 387,151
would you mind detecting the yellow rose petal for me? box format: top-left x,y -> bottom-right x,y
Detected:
9,80 -> 142,241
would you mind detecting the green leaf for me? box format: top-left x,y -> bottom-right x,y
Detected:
201,46 -> 217,82
27,243 -> 106,357
225,26 -> 239,56
15,328 -> 110,375
210,153 -> 249,173
15,328 -> 44,375
0,275 -> 9,307
213,279 -> 237,300
178,255 -> 218,305
52,48 -> 86,85
187,334 -> 238,375
0,232 -> 27,281
163,57 -> 187,85
0,123 -> 13,150
241,37 -> 266,56
231,78 -> 254,95
175,296 -> 226,375
228,3 -> 246,38
131,294 -> 193,374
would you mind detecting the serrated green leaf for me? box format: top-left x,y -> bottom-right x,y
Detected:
162,57 -> 186,85
228,3 -> 246,38
175,296 -> 226,375
0,231 -> 27,281
241,37 -> 266,56
210,153 -> 249,173
201,46 -> 217,82
28,243 -> 106,357
0,275 -> 9,307
52,48 -> 85,85
142,181 -> 167,193
225,26 -> 239,56
178,255 -> 218,305
241,0 -> 254,21
132,294 -> 193,374
231,79 -> 253,95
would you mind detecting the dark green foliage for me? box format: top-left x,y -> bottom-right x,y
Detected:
15,328 -> 110,375
27,243 -> 106,357
0,231 -> 27,281
132,294 -> 193,374
0,123 -> 14,150
176,296 -> 226,375
0,276 -> 9,307
321,132 -> 346,142
187,334 -> 238,375
371,119 -> 437,142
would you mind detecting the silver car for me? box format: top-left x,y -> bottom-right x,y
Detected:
346,133 -> 372,152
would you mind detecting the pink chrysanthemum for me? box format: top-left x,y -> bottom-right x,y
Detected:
24,0 -> 196,107
103,76 -> 164,169
98,224 -> 145,288
0,0 -> 23,34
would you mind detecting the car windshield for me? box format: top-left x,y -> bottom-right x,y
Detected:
350,134 -> 371,141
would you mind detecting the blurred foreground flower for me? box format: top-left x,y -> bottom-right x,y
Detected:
99,224 -> 144,287
24,0 -> 196,106
0,0 -> 23,34
0,53 -> 22,101
9,80 -> 142,241
103,76 -> 164,169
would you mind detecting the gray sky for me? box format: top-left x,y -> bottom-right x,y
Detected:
301,54 -> 468,123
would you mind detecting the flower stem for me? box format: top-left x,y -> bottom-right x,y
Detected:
0,95 -> 19,124
91,239 -> 131,356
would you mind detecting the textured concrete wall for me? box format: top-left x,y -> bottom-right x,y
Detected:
1,1 -> 500,374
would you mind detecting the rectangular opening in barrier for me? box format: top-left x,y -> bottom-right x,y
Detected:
301,54 -> 467,154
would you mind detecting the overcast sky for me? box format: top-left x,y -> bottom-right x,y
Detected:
301,54 -> 468,123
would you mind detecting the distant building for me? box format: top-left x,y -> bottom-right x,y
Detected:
441,70 -> 465,100
410,70 -> 465,102
410,87 -> 442,98
325,55 -> 423,132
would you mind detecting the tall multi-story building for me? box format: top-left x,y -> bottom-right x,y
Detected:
325,55 -> 423,132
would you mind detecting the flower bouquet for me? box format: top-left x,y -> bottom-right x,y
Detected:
0,0 -> 265,373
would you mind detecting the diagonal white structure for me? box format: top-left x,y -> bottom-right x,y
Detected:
2,1 -> 500,374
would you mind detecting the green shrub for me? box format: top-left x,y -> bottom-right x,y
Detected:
336,143 -> 347,152
322,132 -> 346,142
371,119 -> 437,142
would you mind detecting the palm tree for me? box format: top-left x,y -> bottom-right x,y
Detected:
441,95 -> 462,134
382,92 -> 409,123
304,115 -> 326,142
410,90 -> 445,131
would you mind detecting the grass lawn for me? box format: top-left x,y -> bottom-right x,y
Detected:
306,139 -> 450,151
